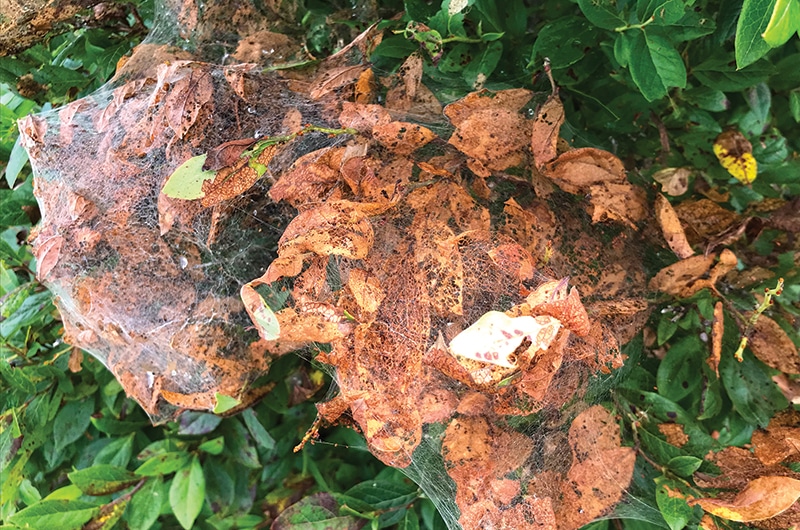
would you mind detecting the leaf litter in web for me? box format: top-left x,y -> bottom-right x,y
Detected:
22,9 -> 660,527
248,81 -> 657,528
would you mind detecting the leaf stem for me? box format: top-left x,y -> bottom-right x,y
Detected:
614,16 -> 655,32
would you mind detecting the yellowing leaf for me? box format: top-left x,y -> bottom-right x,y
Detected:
240,284 -> 280,340
693,476 -> 800,522
762,0 -> 800,47
161,154 -> 216,200
713,130 -> 757,184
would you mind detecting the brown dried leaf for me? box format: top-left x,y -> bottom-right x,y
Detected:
559,405 -> 635,528
347,268 -> 384,316
710,301 -> 724,377
658,423 -> 689,447
384,53 -> 424,112
753,422 -> 800,467
652,167 -> 691,196
747,314 -> 800,374
164,65 -> 214,139
372,121 -> 436,156
201,144 -> 279,207
338,102 -> 392,134
544,147 -> 627,194
486,243 -> 535,283
35,235 -> 63,280
355,68 -> 377,104
674,199 -> 740,246
655,193 -> 694,259
277,201 -> 374,261
648,254 -> 718,298
202,138 -> 256,171
309,65 -> 367,100
269,147 -> 343,207
449,108 -> 530,171
693,476 -> 800,523
588,182 -> 648,229
531,93 -> 565,169
274,306 -> 351,343
17,114 -> 47,150
444,88 -> 533,127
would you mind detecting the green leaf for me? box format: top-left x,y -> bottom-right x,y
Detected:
8,499 -> 97,530
654,476 -> 695,530
638,0 -> 685,25
272,493 -> 361,529
241,408 -> 276,451
790,90 -> 800,122
93,433 -> 134,467
213,393 -> 240,414
343,480 -> 419,510
624,30 -> 686,101
169,455 -> 206,530
762,0 -> 800,46
651,11 -> 716,41
398,509 -> 421,530
198,436 -> 225,455
161,154 -> 216,200
125,476 -> 163,530
735,0 -> 775,68
178,411 -> 222,435
720,350 -> 788,427
438,43 -> 472,73
693,56 -> 774,91
682,86 -> 729,112
532,16 -> 599,70
4,136 -> 28,187
203,459 -> 235,516
740,82 -> 772,135
577,0 -> 627,30
90,416 -> 149,435
369,35 -> 419,60
462,40 -> 502,88
53,398 -> 94,453
68,464 -> 140,495
135,451 -> 191,476
656,317 -> 678,345
657,335 -> 703,401
667,455 -> 703,477
223,419 -> 260,469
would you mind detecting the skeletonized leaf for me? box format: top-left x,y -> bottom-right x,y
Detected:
652,167 -> 690,196
693,476 -> 800,522
544,147 -> 627,194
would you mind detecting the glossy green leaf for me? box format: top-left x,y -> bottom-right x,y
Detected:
344,480 -> 419,510
178,411 -> 222,435
790,90 -> 800,122
272,493 -> 361,529
169,455 -> 206,530
762,0 -> 800,46
198,435 -> 225,455
462,40 -> 502,89
213,393 -> 240,414
241,408 -> 276,451
161,153 -> 216,200
93,433 -> 134,467
683,85 -> 729,111
398,508 -> 421,530
125,476 -> 163,530
624,31 -> 686,101
654,476 -> 695,530
735,0 -> 775,68
720,351 -> 788,427
577,0 -> 626,30
8,499 -> 97,530
657,335 -> 703,401
667,455 -> 703,477
532,16 -> 598,70
638,0 -> 685,25
53,398 -> 94,453
4,136 -> 28,187
135,451 -> 191,476
693,56 -> 774,91
68,464 -> 140,495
